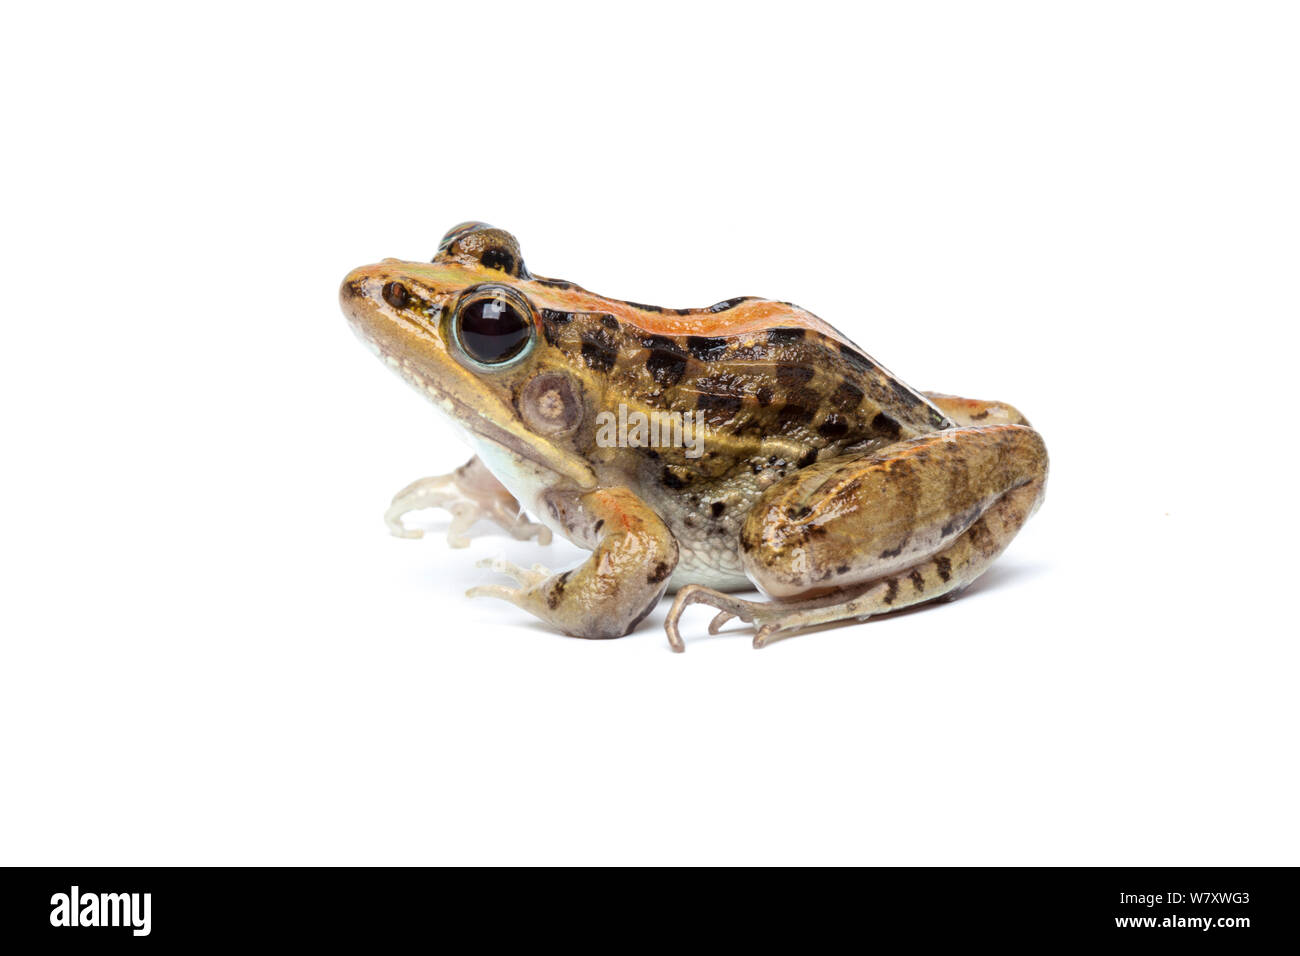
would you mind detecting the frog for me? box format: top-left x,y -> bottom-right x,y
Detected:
340,222 -> 1048,651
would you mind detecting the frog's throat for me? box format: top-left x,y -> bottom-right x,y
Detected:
394,352 -> 597,492
447,391 -> 598,492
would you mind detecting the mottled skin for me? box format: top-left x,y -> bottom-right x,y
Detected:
340,223 -> 1048,650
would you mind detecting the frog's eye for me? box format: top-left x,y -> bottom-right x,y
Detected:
453,286 -> 535,366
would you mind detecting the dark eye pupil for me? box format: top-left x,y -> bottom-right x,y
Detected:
459,297 -> 531,363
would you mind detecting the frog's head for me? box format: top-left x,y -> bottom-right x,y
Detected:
340,223 -> 598,490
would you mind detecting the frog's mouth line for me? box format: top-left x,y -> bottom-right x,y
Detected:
369,332 -> 598,492
441,384 -> 597,491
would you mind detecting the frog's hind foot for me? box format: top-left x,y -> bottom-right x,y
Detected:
384,456 -> 552,548
664,584 -> 876,652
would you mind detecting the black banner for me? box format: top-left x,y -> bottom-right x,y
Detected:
1,867 -> 1293,945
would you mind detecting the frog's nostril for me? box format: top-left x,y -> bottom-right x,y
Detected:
382,281 -> 410,310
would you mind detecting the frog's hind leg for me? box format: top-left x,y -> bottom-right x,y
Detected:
385,456 -> 552,548
664,424 -> 1047,651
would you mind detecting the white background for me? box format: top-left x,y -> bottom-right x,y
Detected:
2,2 -> 1297,865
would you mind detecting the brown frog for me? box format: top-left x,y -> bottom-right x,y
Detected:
340,222 -> 1048,651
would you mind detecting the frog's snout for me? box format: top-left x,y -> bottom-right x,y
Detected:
339,265 -> 387,344
339,265 -> 370,310
339,264 -> 392,331
339,262 -> 448,363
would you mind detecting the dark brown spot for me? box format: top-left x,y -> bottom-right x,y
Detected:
830,380 -> 863,411
480,248 -> 520,275
581,340 -> 616,373
776,364 -> 815,388
585,325 -> 615,351
647,561 -> 671,584
546,570 -> 572,610
779,404 -> 815,427
936,556 -> 952,582
641,335 -> 680,352
601,314 -> 620,331
696,392 -> 743,424
539,309 -> 571,346
818,415 -> 849,440
594,519 -> 604,533
708,297 -> 750,313
879,536 -> 909,559
883,578 -> 899,605
646,348 -> 687,386
797,449 -> 817,468
756,386 -> 774,407
768,327 -> 806,345
710,501 -> 725,519
687,336 -> 728,360
969,521 -> 994,551
872,412 -> 902,441
662,467 -> 689,489
909,569 -> 925,593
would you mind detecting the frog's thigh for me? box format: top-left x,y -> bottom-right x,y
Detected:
469,486 -> 678,640
742,424 -> 1047,599
665,425 -> 1046,650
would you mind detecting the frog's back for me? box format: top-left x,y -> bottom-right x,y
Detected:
529,283 -> 954,478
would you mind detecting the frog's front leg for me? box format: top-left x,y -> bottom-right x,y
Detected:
469,487 -> 678,640
385,456 -> 552,548
666,424 -> 1047,650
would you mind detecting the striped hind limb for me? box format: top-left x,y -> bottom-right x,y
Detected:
664,425 -> 1047,650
